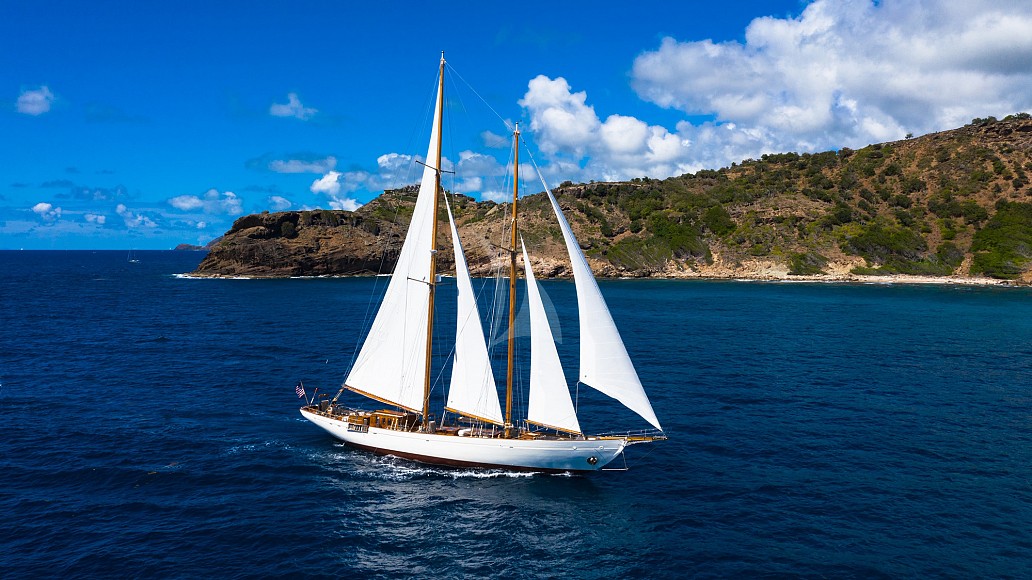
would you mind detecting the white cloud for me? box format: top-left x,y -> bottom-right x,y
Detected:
116,204 -> 157,228
519,76 -> 695,182
496,0 -> 1032,185
32,202 -> 62,220
629,0 -> 1032,161
269,92 -> 317,120
84,213 -> 106,225
197,221 -> 207,229
268,195 -> 292,211
310,171 -> 343,196
328,197 -> 361,211
311,152 -> 438,199
269,156 -> 336,174
17,86 -> 55,115
168,195 -> 204,211
519,76 -> 600,158
167,189 -> 243,215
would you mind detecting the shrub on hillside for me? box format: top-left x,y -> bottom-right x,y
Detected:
970,201 -> 1032,279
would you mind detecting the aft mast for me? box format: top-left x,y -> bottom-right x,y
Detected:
504,123 -> 520,437
421,52 -> 446,430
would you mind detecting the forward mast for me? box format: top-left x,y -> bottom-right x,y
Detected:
421,53 -> 446,430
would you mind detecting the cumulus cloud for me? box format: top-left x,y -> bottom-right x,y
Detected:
519,76 -> 600,158
168,189 -> 244,215
84,213 -> 106,224
499,0 -> 1032,184
17,86 -> 55,115
116,204 -> 157,228
328,197 -> 361,211
519,76 -> 695,181
269,92 -> 317,120
310,152 -> 436,198
32,202 -> 62,221
629,0 -> 1032,162
268,195 -> 292,211
309,171 -> 365,211
310,171 -> 343,196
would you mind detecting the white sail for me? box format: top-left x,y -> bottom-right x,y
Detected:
543,189 -> 663,431
342,74 -> 444,412
444,197 -> 504,425
521,239 -> 582,434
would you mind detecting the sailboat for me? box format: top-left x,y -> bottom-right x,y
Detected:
300,54 -> 665,472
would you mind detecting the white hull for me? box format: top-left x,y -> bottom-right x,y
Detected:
300,408 -> 627,472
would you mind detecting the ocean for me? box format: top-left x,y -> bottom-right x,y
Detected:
1,250 -> 1030,578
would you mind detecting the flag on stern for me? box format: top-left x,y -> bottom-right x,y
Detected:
295,382 -> 306,399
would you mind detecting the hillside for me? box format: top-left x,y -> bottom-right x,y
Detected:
193,114 -> 1032,283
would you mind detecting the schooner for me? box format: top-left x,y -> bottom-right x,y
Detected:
300,54 -> 665,472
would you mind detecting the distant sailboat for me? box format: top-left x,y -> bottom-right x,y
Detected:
127,249 -> 140,263
300,54 -> 665,472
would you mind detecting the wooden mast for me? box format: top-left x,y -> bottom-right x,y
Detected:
504,123 -> 520,437
421,52 -> 446,430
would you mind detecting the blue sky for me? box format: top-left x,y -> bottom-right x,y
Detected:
3,0 -> 1031,249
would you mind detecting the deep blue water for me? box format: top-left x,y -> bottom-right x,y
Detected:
1,250 -> 1030,578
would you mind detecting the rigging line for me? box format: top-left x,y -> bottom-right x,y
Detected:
447,63 -> 516,133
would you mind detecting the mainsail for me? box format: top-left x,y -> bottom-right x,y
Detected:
543,188 -> 663,431
444,197 -> 504,425
522,239 -> 582,434
342,68 -> 445,412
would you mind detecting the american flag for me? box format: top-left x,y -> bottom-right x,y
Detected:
295,383 -> 305,399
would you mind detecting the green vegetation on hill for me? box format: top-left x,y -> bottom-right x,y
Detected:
970,200 -> 1032,279
547,114 -> 1032,281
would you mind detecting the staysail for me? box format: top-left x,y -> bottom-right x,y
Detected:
342,70 -> 444,412
521,239 -> 582,434
543,189 -> 663,431
444,197 -> 504,425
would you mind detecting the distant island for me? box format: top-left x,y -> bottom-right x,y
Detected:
192,114 -> 1032,285
175,237 -> 221,252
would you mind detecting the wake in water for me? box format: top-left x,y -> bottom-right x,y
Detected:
308,443 -> 568,480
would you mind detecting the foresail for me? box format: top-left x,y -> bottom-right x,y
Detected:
343,76 -> 444,413
543,189 -> 663,431
522,240 -> 582,434
444,197 -> 504,425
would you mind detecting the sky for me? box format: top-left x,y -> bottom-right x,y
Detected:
3,0 -> 1032,249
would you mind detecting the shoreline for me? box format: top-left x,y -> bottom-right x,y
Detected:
663,270 -> 1021,286
180,270 -> 1027,287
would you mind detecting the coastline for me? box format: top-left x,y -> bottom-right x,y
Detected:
179,270 -> 1025,286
